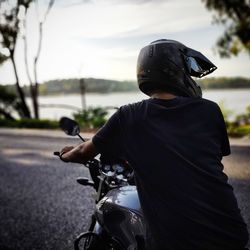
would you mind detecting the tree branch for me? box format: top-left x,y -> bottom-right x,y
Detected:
23,7 -> 33,86
32,0 -> 55,118
0,107 -> 15,120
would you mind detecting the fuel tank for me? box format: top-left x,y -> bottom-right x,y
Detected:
95,186 -> 146,249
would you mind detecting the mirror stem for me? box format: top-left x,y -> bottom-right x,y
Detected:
77,134 -> 85,142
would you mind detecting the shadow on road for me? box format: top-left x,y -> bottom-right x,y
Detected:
0,153 -> 95,250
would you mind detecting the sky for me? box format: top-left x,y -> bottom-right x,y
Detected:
0,0 -> 250,85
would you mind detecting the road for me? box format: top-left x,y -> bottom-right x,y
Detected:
0,129 -> 249,249
0,130 -> 96,250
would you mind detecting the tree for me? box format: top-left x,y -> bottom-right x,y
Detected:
202,0 -> 250,57
73,107 -> 108,129
0,0 -> 54,119
0,0 -> 32,118
23,0 -> 55,118
0,85 -> 18,120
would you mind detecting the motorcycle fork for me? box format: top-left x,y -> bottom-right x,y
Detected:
74,214 -> 98,250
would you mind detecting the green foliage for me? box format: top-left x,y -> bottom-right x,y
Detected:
218,100 -> 233,128
0,118 -> 15,127
73,107 -> 108,129
1,77 -> 248,97
0,85 -> 17,120
197,77 -> 250,89
0,84 -> 31,119
228,124 -> 250,137
0,51 -> 8,64
0,0 -> 33,118
202,0 -> 250,57
226,105 -> 250,137
218,102 -> 250,136
233,105 -> 250,126
0,0 -> 33,57
0,85 -> 16,105
36,78 -> 137,96
232,125 -> 250,136
36,78 -> 138,95
0,118 -> 58,129
17,118 -> 58,129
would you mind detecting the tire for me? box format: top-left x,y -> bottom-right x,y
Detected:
83,233 -> 124,250
83,234 -> 103,250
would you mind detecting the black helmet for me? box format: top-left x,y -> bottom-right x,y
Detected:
137,39 -> 217,97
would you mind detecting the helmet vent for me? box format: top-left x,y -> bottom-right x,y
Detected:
149,45 -> 153,57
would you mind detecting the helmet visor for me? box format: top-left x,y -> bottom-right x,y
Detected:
183,48 -> 217,78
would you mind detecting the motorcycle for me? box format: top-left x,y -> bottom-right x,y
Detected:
54,117 -> 147,250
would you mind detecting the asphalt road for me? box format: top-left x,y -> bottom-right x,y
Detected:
0,131 -> 95,250
0,129 -> 249,249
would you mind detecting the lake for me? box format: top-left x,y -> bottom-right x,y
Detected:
29,89 -> 250,120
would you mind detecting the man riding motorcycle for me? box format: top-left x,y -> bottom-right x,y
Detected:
60,39 -> 249,250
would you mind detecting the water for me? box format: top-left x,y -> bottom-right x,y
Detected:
29,89 -> 250,120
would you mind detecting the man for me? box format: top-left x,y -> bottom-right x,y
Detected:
60,40 -> 249,249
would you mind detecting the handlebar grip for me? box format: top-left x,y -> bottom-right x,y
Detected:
54,151 -> 60,156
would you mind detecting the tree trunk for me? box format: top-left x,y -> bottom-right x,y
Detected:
0,107 -> 15,120
32,22 -> 43,119
10,54 -> 31,118
23,7 -> 39,119
30,84 -> 39,119
33,84 -> 39,119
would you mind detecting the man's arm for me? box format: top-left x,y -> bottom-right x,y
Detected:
60,109 -> 123,164
60,139 -> 99,164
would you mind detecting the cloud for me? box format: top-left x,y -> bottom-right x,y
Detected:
56,0 -> 93,7
46,0 -> 212,40
57,0 -> 168,7
0,0 -> 249,84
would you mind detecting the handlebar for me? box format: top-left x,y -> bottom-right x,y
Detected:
54,151 -> 60,156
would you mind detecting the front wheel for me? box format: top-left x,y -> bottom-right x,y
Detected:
75,231 -> 123,250
74,231 -> 104,250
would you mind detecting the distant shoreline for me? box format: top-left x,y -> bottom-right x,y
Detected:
36,87 -> 250,97
2,77 -> 250,97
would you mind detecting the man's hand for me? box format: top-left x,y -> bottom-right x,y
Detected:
59,140 -> 99,164
60,146 -> 74,162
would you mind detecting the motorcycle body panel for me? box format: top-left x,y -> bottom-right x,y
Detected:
95,186 -> 147,249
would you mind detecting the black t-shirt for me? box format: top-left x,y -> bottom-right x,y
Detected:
92,97 -> 249,250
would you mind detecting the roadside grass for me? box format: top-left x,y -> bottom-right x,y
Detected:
0,118 -> 58,129
1,104 -> 250,137
228,125 -> 250,137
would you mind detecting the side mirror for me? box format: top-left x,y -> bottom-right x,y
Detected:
59,117 -> 80,136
